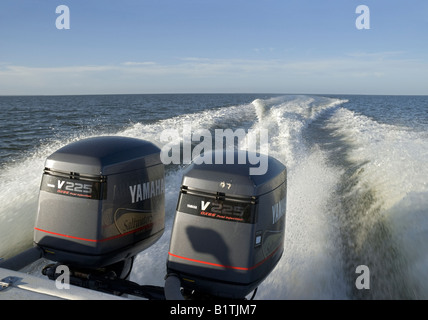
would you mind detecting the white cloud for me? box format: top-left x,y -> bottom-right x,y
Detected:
121,61 -> 157,66
346,51 -> 407,59
1,54 -> 427,95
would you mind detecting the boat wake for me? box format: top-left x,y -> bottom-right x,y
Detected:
1,95 -> 427,299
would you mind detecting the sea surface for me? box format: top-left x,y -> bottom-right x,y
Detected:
0,93 -> 427,299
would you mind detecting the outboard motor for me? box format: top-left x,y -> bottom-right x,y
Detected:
167,150 -> 286,299
34,136 -> 165,276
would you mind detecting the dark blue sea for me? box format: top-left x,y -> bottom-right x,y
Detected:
0,94 -> 427,299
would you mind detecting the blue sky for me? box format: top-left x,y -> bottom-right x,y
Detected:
0,0 -> 427,95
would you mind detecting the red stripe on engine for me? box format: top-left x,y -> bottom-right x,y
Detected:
168,245 -> 281,271
34,223 -> 153,243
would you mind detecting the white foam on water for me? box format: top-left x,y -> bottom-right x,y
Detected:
326,107 -> 428,210
257,149 -> 347,299
248,96 -> 348,299
326,107 -> 428,298
0,137 -> 90,258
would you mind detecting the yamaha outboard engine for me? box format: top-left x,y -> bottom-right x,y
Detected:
167,150 -> 286,299
33,136 -> 165,296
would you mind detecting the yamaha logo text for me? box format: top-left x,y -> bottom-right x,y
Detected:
129,178 -> 165,204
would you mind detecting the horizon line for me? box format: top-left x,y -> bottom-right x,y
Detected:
1,92 -> 428,97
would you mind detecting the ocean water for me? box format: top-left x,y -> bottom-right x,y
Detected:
0,93 -> 427,299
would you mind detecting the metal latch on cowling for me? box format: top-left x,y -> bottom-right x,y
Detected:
0,276 -> 18,291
